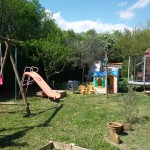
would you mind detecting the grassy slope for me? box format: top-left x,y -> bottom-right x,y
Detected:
0,92 -> 150,150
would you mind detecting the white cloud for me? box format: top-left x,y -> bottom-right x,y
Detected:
118,10 -> 135,20
52,11 -> 131,33
118,0 -> 150,20
131,0 -> 150,9
118,1 -> 128,7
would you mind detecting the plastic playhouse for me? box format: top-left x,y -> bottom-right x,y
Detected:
92,63 -> 122,94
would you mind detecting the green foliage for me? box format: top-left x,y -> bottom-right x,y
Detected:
71,29 -> 105,69
108,31 -> 124,62
0,0 -> 45,39
118,78 -> 128,93
121,59 -> 134,81
114,28 -> 150,60
73,30 -> 106,81
19,19 -> 72,81
121,60 -> 128,78
1,0 -> 150,87
119,86 -> 139,123
55,82 -> 68,90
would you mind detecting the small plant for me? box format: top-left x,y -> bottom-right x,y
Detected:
120,86 -> 139,124
118,78 -> 128,93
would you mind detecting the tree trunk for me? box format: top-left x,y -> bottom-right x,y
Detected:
45,73 -> 49,83
82,66 -> 85,83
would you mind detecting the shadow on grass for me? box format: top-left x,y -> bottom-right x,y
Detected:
120,131 -> 128,136
132,115 -> 150,124
0,110 -> 25,114
0,127 -> 29,147
0,92 -> 15,102
0,104 -> 63,148
0,107 -> 57,115
30,106 -> 57,117
139,116 -> 150,123
0,102 -> 60,116
42,104 -> 63,127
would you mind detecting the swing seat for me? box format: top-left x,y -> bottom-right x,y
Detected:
0,76 -> 3,85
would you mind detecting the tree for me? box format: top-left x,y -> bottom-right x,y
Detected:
105,30 -> 124,62
22,28 -> 73,82
41,35 -> 70,81
114,27 -> 150,60
0,0 -> 45,40
75,30 -> 105,82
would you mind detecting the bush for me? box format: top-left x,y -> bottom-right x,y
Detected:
55,82 -> 68,90
121,60 -> 128,78
118,78 -> 128,93
119,87 -> 139,124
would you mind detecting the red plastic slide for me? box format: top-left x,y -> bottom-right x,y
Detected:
24,72 -> 61,100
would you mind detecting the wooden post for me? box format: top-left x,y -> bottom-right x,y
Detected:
0,41 -> 9,75
104,52 -> 108,98
133,56 -> 136,81
106,66 -> 108,98
7,42 -> 30,116
143,55 -> 146,91
128,56 -> 130,82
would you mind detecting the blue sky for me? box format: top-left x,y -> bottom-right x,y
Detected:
39,0 -> 150,33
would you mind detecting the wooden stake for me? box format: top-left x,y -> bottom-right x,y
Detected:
106,66 -> 108,99
105,52 -> 108,99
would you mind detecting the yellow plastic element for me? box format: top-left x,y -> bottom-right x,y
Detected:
86,85 -> 96,95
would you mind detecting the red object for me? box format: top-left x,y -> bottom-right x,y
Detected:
0,76 -> 3,85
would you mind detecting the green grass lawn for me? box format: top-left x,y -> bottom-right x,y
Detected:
0,91 -> 150,150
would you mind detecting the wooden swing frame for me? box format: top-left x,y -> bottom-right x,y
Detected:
0,36 -> 30,116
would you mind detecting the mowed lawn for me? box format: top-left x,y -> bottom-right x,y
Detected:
0,91 -> 150,150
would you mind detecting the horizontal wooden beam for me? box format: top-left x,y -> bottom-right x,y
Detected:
0,36 -> 18,44
0,102 -> 25,105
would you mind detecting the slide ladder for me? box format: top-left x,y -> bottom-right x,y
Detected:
21,66 -> 39,94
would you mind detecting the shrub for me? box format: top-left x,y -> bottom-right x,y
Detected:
118,78 -> 128,93
119,86 -> 139,124
121,60 -> 128,78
